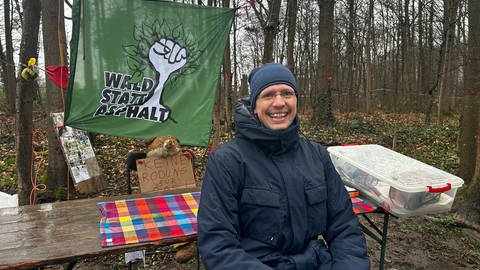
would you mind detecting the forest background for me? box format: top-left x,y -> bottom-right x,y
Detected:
0,0 -> 480,269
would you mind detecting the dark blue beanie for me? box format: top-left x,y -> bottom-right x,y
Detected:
248,63 -> 298,110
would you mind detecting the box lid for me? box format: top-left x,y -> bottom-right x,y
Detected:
327,144 -> 464,192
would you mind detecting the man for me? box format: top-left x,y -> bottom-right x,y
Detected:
198,63 -> 370,269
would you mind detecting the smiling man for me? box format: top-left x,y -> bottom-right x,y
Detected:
198,63 -> 370,270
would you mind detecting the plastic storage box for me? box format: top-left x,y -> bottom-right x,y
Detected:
327,144 -> 464,217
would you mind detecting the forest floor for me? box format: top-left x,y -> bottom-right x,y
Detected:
1,110 -> 480,270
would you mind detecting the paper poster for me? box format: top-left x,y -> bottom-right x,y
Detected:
51,112 -> 102,184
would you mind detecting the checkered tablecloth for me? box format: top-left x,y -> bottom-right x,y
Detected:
351,196 -> 376,214
97,192 -> 200,247
97,191 -> 375,247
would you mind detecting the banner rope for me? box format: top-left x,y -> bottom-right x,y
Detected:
57,0 -> 65,67
82,0 -> 86,60
57,0 -> 66,110
29,129 -> 48,205
16,126 -> 71,203
56,0 -> 69,196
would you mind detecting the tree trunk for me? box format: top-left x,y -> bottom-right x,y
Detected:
210,83 -> 222,152
425,0 -> 445,124
3,0 -> 17,115
232,0 -> 238,107
313,0 -> 335,125
455,122 -> 480,228
223,56 -> 233,130
417,0 -> 427,109
365,0 -> 374,114
345,0 -> 355,112
16,0 -> 41,206
286,0 -> 297,71
454,0 -> 480,227
239,74 -> 248,98
222,0 -> 232,131
262,0 -> 281,63
41,0 -> 70,196
398,0 -> 413,112
458,0 -> 480,186
437,0 -> 459,122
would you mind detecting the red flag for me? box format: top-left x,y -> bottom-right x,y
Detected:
45,66 -> 69,89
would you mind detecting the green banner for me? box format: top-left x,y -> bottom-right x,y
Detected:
65,0 -> 235,146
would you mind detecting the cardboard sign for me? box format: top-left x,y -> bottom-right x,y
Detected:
136,155 -> 196,193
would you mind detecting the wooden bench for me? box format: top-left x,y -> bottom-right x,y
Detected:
0,188 -> 389,270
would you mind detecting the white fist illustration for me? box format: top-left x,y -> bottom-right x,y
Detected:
149,38 -> 187,79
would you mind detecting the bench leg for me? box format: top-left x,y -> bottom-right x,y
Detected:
378,213 -> 389,270
359,212 -> 390,270
66,259 -> 77,270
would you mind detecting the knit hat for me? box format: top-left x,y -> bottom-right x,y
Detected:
248,63 -> 298,111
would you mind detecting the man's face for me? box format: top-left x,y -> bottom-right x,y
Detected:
254,84 -> 297,130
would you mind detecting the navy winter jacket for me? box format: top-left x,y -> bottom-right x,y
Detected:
198,99 -> 370,270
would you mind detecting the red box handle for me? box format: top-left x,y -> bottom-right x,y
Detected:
427,183 -> 451,193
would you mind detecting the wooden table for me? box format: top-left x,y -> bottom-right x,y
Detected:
0,188 -> 198,270
0,188 -> 389,270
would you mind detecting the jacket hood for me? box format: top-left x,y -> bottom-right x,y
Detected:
234,98 -> 300,154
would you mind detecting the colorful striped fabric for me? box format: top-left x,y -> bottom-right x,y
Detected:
97,192 -> 200,247
351,196 -> 377,214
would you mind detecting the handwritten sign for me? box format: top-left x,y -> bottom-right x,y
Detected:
136,155 -> 196,193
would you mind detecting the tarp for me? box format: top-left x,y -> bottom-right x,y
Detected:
65,0 -> 235,146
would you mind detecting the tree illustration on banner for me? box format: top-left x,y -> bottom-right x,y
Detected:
119,19 -> 200,123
